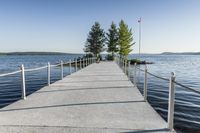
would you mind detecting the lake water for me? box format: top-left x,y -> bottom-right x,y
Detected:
0,54 -> 81,107
128,54 -> 200,133
0,54 -> 200,133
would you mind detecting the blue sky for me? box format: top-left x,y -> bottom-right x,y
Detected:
0,0 -> 200,53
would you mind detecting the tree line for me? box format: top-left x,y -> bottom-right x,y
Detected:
84,20 -> 134,60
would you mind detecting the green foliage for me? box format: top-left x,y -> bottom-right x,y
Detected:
118,20 -> 134,59
106,22 -> 119,58
84,22 -> 106,57
84,53 -> 93,58
129,59 -> 141,64
129,59 -> 153,65
106,54 -> 114,61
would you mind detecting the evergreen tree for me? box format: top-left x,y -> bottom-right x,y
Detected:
106,22 -> 119,58
84,22 -> 106,58
118,20 -> 134,59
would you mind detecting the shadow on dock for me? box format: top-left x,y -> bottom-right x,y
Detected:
122,128 -> 170,133
36,86 -> 134,94
0,100 -> 145,112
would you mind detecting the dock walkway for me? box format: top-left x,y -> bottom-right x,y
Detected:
0,62 -> 174,133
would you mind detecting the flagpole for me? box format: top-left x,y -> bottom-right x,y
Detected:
138,17 -> 141,60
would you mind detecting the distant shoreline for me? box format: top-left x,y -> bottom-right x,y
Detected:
0,52 -> 200,56
0,52 -> 83,56
161,52 -> 200,55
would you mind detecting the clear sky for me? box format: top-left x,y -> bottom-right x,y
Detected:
0,0 -> 200,54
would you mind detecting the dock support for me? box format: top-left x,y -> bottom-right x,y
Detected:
144,65 -> 148,101
168,72 -> 176,131
47,62 -> 51,86
20,64 -> 26,100
69,59 -> 71,74
60,60 -> 63,79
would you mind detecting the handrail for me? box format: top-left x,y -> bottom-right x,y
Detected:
147,71 -> 169,82
0,57 -> 97,98
50,64 -> 61,67
0,70 -> 22,77
116,56 -> 200,131
25,66 -> 48,72
174,81 -> 200,94
135,66 -> 200,94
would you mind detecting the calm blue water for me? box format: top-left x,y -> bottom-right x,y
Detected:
0,54 -> 81,107
0,54 -> 200,133
128,54 -> 200,133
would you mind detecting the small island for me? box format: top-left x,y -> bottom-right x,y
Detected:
128,59 -> 154,65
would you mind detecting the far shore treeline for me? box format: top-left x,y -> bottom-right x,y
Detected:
84,20 -> 135,61
0,52 -> 80,56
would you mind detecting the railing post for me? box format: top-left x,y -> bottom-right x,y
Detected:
20,64 -> 26,100
69,59 -> 71,74
92,57 -> 94,64
47,62 -> 51,86
124,59 -> 127,74
60,60 -> 63,79
122,58 -> 124,70
121,58 -> 123,68
168,72 -> 176,131
134,63 -> 137,86
117,57 -> 120,66
75,58 -> 77,72
144,65 -> 148,101
83,58 -> 85,68
128,61 -> 130,78
80,58 -> 82,69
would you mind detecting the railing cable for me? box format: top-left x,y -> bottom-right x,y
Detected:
174,81 -> 200,94
0,70 -> 21,77
25,66 -> 48,72
135,65 -> 200,94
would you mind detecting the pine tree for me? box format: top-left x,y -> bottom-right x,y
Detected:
106,22 -> 119,58
118,20 -> 134,59
85,22 -> 106,58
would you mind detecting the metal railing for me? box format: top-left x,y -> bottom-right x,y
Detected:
0,57 -> 97,100
116,57 -> 200,131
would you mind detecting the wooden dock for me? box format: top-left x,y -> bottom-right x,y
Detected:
0,62 -> 175,133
